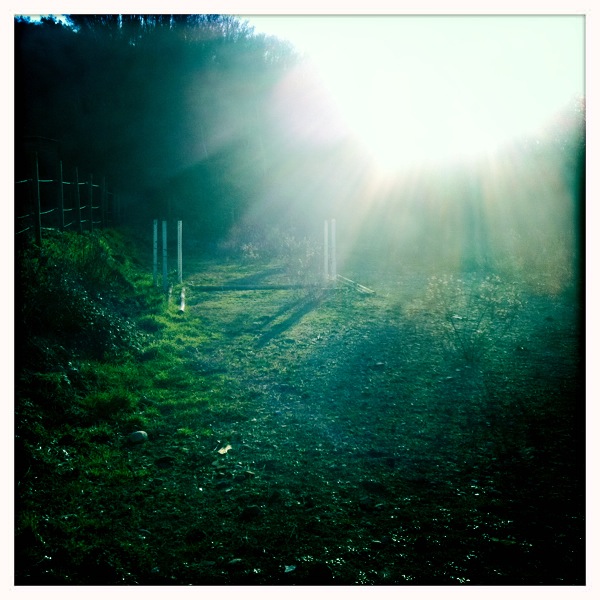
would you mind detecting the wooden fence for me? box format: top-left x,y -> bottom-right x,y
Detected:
15,153 -> 120,244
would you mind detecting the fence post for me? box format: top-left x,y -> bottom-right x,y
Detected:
178,220 -> 183,284
88,175 -> 94,232
162,220 -> 168,293
101,176 -> 106,229
323,220 -> 329,281
75,168 -> 82,234
331,218 -> 337,283
32,153 -> 42,245
58,160 -> 65,230
153,219 -> 158,286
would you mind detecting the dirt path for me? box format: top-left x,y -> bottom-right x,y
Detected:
130,270 -> 584,585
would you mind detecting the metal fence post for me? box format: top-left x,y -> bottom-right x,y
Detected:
178,220 -> 183,284
162,220 -> 168,293
153,219 -> 158,286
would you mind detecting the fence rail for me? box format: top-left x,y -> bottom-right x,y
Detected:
15,153 -> 120,244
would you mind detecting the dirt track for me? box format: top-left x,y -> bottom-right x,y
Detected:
129,271 -> 584,584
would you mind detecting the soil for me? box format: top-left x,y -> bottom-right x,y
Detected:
15,261 -> 585,586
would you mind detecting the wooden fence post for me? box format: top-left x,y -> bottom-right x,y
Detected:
101,176 -> 106,229
75,168 -> 82,234
89,175 -> 94,232
17,154 -> 115,239
58,160 -> 65,230
32,153 -> 42,245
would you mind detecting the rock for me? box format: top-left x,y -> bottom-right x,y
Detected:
239,505 -> 262,521
128,431 -> 148,444
227,558 -> 244,569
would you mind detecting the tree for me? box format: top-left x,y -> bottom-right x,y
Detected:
15,14 -> 301,237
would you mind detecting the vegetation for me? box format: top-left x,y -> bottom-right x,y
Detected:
417,273 -> 524,363
14,15 -> 305,240
15,229 -> 584,585
14,12 -> 585,587
15,15 -> 584,254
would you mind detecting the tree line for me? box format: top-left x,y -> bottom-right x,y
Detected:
15,14 -> 585,275
15,14 -> 316,245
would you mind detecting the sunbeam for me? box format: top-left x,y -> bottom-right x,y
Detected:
248,15 -> 584,176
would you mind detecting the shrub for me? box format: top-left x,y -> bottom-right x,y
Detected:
79,390 -> 137,421
17,230 -> 144,362
421,273 -> 524,363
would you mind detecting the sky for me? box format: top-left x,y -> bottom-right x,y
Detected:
16,10 -> 583,172
11,7 -> 587,170
243,14 -> 585,170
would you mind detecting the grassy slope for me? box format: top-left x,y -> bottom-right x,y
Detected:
14,229 -> 584,585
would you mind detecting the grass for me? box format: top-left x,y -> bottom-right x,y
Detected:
14,229 -> 584,585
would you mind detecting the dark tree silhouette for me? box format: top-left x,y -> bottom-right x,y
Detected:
15,14 -> 301,239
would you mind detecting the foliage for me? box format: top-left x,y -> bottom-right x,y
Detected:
17,230 -> 146,360
15,14 -> 300,206
418,273 -> 524,363
15,239 -> 583,584
216,224 -> 321,286
269,228 -> 321,286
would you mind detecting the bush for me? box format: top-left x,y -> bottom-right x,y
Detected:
420,273 -> 524,363
17,230 -> 145,362
214,224 -> 322,287
79,390 -> 137,421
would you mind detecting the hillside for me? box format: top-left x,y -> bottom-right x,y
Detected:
14,228 -> 584,585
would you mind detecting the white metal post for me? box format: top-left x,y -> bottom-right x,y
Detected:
153,219 -> 158,286
177,220 -> 183,284
162,220 -> 168,292
323,220 -> 329,281
331,218 -> 337,283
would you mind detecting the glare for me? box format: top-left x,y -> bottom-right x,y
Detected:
247,15 -> 584,172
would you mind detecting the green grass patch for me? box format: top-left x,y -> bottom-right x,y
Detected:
16,235 -> 583,585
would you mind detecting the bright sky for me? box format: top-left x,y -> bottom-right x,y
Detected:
244,14 -> 584,170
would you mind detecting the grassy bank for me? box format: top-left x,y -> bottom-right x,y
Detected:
15,229 -> 584,585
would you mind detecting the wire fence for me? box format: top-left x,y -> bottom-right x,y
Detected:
15,153 -> 120,244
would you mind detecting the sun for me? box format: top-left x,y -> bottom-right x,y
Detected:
336,62 -> 497,171
271,15 -> 585,174
319,54 -> 575,174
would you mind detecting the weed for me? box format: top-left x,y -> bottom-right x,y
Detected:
276,231 -> 321,287
176,427 -> 195,438
420,273 -> 524,363
138,315 -> 166,333
79,390 -> 137,421
15,233 -> 582,585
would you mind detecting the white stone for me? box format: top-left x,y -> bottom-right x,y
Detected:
129,431 -> 148,444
